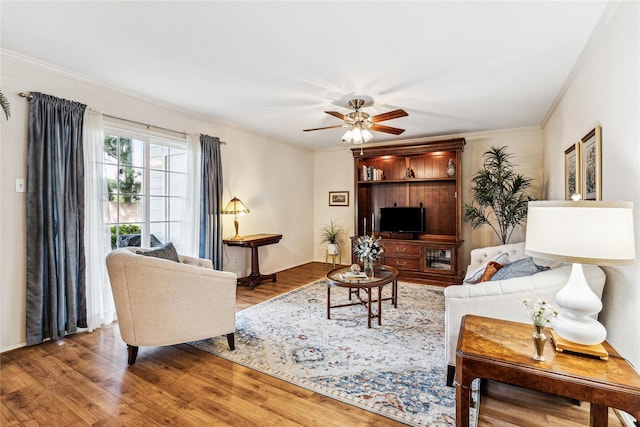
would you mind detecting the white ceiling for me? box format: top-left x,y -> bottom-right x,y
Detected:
1,1 -> 609,150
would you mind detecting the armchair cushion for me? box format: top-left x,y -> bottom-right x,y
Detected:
136,241 -> 180,263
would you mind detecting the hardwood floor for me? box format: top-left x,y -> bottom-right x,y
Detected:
1,262 -> 624,426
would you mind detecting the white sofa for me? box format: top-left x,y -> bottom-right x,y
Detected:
444,241 -> 606,385
106,247 -> 238,364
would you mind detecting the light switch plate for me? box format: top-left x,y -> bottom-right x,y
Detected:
16,178 -> 25,192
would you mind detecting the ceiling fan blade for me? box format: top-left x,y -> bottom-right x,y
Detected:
303,125 -> 345,132
325,111 -> 347,120
370,109 -> 408,123
370,124 -> 406,135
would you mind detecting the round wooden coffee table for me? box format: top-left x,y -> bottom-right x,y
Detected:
325,265 -> 399,328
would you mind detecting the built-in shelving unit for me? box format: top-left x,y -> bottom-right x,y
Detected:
351,138 -> 465,286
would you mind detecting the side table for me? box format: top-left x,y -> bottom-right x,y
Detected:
223,233 -> 282,289
455,315 -> 640,427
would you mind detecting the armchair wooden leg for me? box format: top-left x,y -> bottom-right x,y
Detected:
446,364 -> 455,387
226,333 -> 235,350
127,345 -> 139,365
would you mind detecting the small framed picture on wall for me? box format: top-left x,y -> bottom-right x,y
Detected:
564,142 -> 580,200
580,125 -> 602,201
329,191 -> 349,206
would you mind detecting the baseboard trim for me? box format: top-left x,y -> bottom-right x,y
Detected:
1,341 -> 26,353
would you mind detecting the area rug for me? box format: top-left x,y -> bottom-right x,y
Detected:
189,280 -> 477,426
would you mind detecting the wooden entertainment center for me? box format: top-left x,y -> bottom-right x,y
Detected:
351,138 -> 465,286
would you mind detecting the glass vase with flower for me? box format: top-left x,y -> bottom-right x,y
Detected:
353,234 -> 383,278
521,297 -> 559,361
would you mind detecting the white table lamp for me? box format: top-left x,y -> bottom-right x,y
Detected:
525,201 -> 635,346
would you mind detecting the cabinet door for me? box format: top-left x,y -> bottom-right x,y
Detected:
424,247 -> 453,272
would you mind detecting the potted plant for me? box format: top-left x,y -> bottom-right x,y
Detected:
320,220 -> 346,255
0,89 -> 11,120
463,146 -> 535,245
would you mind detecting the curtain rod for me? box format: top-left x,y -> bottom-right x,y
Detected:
18,92 -> 227,145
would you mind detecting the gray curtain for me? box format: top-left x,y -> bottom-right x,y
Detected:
199,135 -> 224,269
26,92 -> 87,345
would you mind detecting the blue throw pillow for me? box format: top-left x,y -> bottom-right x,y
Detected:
490,257 -> 548,281
136,242 -> 180,263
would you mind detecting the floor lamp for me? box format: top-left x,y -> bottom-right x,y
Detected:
525,201 -> 635,355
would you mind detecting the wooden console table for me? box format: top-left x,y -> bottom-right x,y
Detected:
455,315 -> 640,427
223,233 -> 282,290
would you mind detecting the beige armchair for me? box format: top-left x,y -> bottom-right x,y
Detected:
106,247 -> 237,364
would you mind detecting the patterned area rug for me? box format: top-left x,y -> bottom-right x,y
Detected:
189,280 -> 477,426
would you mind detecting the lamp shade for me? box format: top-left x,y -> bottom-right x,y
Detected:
222,197 -> 250,215
525,200 -> 635,266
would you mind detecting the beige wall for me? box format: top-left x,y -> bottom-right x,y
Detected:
542,1 -> 639,368
0,52 -> 315,351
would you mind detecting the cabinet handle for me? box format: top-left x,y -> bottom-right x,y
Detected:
397,247 -> 407,252
396,261 -> 407,266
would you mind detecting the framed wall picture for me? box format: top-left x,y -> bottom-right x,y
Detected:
328,191 -> 349,206
580,125 -> 602,201
564,142 -> 581,200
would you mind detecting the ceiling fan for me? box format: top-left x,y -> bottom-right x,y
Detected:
303,99 -> 408,144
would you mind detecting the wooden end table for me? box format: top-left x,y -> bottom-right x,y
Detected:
455,315 -> 640,427
223,233 -> 282,289
325,265 -> 398,328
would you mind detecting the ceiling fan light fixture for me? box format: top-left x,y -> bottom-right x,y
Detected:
342,129 -> 353,143
362,129 -> 373,142
353,127 -> 363,144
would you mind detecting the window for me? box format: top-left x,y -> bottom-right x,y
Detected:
102,128 -> 187,250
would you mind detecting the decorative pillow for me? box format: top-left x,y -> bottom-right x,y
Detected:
136,242 -> 180,263
490,257 -> 548,281
464,252 -> 511,284
479,261 -> 504,282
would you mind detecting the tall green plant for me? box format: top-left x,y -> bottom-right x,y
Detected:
463,146 -> 534,245
0,90 -> 11,120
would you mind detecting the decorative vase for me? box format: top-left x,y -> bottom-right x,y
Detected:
327,244 -> 338,255
363,259 -> 374,278
532,324 -> 547,361
446,159 -> 456,177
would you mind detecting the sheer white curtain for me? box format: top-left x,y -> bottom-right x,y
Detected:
178,133 -> 201,257
83,110 -> 116,330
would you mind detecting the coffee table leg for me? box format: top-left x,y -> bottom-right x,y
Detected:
378,286 -> 382,325
393,279 -> 398,307
367,289 -> 372,328
327,286 -> 331,319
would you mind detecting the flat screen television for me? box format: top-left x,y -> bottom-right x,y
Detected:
379,207 -> 425,233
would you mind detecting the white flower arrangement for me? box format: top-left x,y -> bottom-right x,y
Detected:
353,234 -> 383,263
521,297 -> 559,327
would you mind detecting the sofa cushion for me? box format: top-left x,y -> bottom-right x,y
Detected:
479,261 -> 504,282
136,242 -> 181,263
464,252 -> 511,284
490,257 -> 548,281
